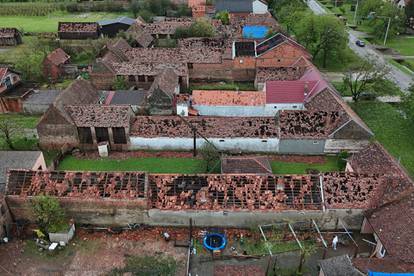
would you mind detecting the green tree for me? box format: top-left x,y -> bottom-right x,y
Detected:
130,0 -> 140,18
342,59 -> 389,101
215,11 -> 230,25
113,76 -> 127,90
199,143 -> 220,172
32,196 -> 67,233
295,14 -> 347,68
402,84 -> 414,122
174,19 -> 215,38
0,117 -> 21,150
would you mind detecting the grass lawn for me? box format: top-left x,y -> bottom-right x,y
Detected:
58,156 -> 217,173
271,156 -> 342,174
0,113 -> 40,129
389,59 -> 414,75
0,11 -> 130,33
0,114 -> 40,150
385,36 -> 414,56
351,101 -> 414,177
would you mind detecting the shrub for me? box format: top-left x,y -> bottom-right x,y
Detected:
174,19 -> 215,38
32,195 -> 67,233
113,76 -> 127,90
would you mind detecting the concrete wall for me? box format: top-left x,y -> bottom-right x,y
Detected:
324,139 -> 370,154
129,137 -> 280,152
6,196 -> 365,230
193,104 -> 304,117
279,139 -> 326,154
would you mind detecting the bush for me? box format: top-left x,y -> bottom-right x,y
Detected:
337,151 -> 349,170
199,142 -> 220,172
32,195 -> 67,233
113,76 -> 127,90
174,19 -> 215,38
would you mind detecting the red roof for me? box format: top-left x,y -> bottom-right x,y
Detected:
300,66 -> 330,100
265,80 -> 316,104
46,48 -> 70,66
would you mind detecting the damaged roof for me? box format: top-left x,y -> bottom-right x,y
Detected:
319,255 -> 361,276
66,105 -> 132,128
0,28 -> 20,38
266,80 -> 316,104
255,67 -> 306,83
45,48 -> 70,66
58,22 -> 99,33
367,193 -> 414,263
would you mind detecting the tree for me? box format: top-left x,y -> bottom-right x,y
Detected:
295,14 -> 347,68
113,76 -> 128,90
174,19 -> 215,38
342,59 -> 389,102
130,0 -> 140,18
215,11 -> 230,25
402,84 -> 414,122
32,196 -> 67,233
199,143 -> 220,172
0,117 -> 21,150
297,243 -> 317,274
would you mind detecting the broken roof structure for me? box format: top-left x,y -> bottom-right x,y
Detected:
45,48 -> 70,66
192,90 -> 265,106
221,156 -> 272,174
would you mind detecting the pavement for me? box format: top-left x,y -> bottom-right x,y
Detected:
305,0 -> 414,93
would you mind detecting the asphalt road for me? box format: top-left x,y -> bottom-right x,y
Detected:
305,0 -> 413,92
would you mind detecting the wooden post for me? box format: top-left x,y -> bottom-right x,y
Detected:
193,129 -> 197,157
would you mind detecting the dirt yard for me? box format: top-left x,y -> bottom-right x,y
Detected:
0,228 -> 188,275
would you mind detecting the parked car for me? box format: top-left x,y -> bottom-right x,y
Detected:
356,40 -> 365,47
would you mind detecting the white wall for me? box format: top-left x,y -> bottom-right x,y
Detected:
130,137 -> 279,152
176,103 -> 188,116
193,103 -> 304,117
252,0 -> 268,14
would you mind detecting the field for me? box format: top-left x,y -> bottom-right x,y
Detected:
351,101 -> 414,177
0,11 -> 129,33
58,155 -> 342,174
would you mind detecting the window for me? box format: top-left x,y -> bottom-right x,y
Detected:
128,75 -> 135,82
147,76 -> 155,82
78,127 -> 93,144
188,63 -> 193,69
4,76 -> 11,88
219,139 -> 225,142
379,245 -> 386,257
313,141 -> 319,145
292,105 -> 297,109
113,127 -> 127,144
273,106 -> 278,109
95,127 -> 109,143
138,75 -> 145,82
262,140 -> 267,143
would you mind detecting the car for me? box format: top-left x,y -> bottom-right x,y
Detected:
356,40 -> 365,47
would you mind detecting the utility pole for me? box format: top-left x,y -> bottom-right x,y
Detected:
383,17 -> 391,45
353,0 -> 359,25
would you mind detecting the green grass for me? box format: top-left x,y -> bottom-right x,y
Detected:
58,156 -> 216,173
189,82 -> 256,91
389,59 -> 414,75
351,101 -> 414,177
385,36 -> 414,56
0,114 -> 40,129
271,156 -> 342,174
0,36 -> 38,64
0,11 -> 130,33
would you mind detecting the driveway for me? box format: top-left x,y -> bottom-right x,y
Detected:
305,0 -> 413,92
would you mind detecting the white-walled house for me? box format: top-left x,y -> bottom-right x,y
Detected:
215,0 -> 268,14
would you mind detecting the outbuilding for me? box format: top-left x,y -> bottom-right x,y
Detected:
98,17 -> 136,37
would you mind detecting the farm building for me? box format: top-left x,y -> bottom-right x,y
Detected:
22,90 -> 61,115
58,22 -> 100,40
0,28 -> 22,46
98,16 -> 135,37
43,48 -> 71,81
215,0 -> 268,15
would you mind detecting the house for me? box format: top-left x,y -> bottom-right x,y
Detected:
221,156 -> 272,174
318,255 -> 362,276
58,22 -> 100,40
98,16 -> 135,37
0,28 -> 22,46
37,79 -> 101,150
22,90 -> 61,115
146,68 -> 180,115
0,67 -> 21,94
125,23 -> 154,48
215,0 -> 268,15
43,48 -> 71,81
0,151 -> 47,192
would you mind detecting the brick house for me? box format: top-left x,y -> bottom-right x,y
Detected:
58,22 -> 100,40
43,48 -> 71,81
0,28 -> 22,46
37,79 -> 101,150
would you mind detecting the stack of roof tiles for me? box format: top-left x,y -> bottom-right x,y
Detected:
58,22 -> 99,33
0,28 -> 20,38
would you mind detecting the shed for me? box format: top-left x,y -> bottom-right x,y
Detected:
104,90 -> 148,113
58,22 -> 100,40
43,48 -> 71,81
0,28 -> 22,46
98,17 -> 135,37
